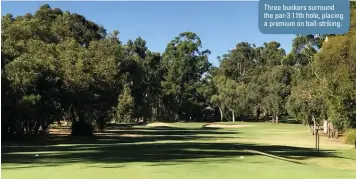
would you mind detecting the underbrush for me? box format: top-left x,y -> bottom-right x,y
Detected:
344,128 -> 356,148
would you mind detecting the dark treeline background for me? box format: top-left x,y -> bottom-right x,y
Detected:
2,4 -> 356,139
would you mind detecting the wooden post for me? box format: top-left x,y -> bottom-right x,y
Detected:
317,130 -> 320,152
315,127 -> 318,151
315,127 -> 320,152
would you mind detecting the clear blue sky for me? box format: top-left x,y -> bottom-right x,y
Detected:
1,1 -> 295,67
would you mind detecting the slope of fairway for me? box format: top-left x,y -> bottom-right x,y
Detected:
2,122 -> 356,179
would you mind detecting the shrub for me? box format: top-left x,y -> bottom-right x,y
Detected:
344,128 -> 356,148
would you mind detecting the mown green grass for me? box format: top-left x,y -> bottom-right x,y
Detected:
2,122 -> 356,179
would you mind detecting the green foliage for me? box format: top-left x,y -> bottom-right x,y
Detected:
344,129 -> 356,146
285,4 -> 356,131
51,10 -> 105,45
1,5 -> 116,137
161,32 -> 211,121
313,31 -> 356,129
260,41 -> 286,66
214,41 -> 288,122
115,84 -> 134,123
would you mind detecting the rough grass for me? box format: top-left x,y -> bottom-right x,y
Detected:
2,122 -> 356,179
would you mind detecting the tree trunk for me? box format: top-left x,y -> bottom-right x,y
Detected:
70,105 -> 76,124
303,114 -> 308,125
313,115 -> 316,136
323,120 -> 328,134
256,108 -> 261,121
42,121 -> 49,132
98,116 -> 105,132
232,109 -> 235,122
218,106 -> 224,122
34,121 -> 40,136
20,122 -> 25,137
329,122 -> 334,138
28,120 -> 34,134
305,113 -> 311,125
276,115 -> 280,124
272,116 -> 275,123
76,107 -> 85,124
335,128 -> 339,139
264,111 -> 269,122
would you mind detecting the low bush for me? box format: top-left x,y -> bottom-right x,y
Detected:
344,128 -> 356,148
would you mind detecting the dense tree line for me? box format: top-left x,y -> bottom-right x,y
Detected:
2,4 -> 356,139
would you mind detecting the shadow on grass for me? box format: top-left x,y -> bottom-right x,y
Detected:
2,126 -> 239,147
1,125 -> 345,169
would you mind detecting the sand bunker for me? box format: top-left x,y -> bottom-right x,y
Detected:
120,134 -> 144,137
49,128 -> 71,135
204,124 -> 252,128
145,122 -> 171,127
